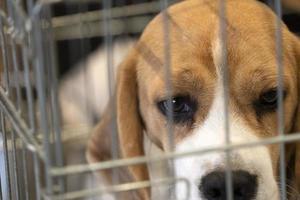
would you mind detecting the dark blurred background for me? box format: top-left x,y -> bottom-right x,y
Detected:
52,0 -> 156,78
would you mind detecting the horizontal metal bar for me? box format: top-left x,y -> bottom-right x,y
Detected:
52,2 -> 161,28
2,70 -> 36,88
32,0 -> 90,18
50,132 -> 300,177
33,0 -> 177,20
0,87 -> 44,158
0,124 -> 90,153
33,0 -> 179,40
53,16 -> 152,40
36,0 -> 105,6
44,177 -> 190,200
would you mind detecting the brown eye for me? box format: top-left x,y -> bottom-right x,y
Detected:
254,89 -> 286,112
260,90 -> 278,107
157,96 -> 197,123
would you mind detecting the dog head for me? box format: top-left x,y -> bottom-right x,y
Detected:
87,0 -> 300,199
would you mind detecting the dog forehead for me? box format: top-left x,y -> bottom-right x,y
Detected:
139,0 -> 278,43
135,0 -> 280,71
135,0 -> 299,99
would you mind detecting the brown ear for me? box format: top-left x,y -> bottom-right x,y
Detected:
289,34 -> 300,195
86,47 -> 150,200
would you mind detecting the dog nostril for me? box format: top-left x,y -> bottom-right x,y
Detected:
234,186 -> 245,198
209,187 -> 221,198
199,170 -> 258,200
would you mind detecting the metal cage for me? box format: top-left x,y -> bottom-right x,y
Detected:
0,0 -> 299,200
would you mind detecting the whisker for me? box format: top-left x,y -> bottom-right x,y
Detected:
276,179 -> 300,199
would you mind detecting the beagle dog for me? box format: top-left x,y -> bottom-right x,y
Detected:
87,0 -> 300,199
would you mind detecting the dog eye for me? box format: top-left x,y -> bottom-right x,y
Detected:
157,96 -> 197,123
260,90 -> 278,106
255,89 -> 286,112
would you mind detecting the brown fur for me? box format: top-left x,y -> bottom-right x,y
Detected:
87,49 -> 150,200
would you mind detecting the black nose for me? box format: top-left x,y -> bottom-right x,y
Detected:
199,170 -> 257,200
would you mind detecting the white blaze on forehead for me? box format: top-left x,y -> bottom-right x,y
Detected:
212,34 -> 227,78
173,85 -> 279,200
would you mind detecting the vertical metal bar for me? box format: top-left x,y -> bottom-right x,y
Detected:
24,32 -> 42,200
11,41 -> 22,111
26,2 -> 42,198
32,152 -> 42,200
159,0 -> 176,199
160,0 -> 174,153
11,130 -> 20,200
0,148 -> 3,199
17,140 -> 25,200
77,3 -> 94,125
0,112 -> 11,200
0,16 -> 10,92
218,0 -> 233,199
0,175 -> 2,199
103,0 -> 115,132
21,142 -> 29,200
103,0 -> 120,190
0,112 -> 12,200
0,2 -> 10,198
8,0 -> 23,112
27,0 -> 35,16
22,46 -> 35,131
274,0 -> 286,199
46,10 -> 65,193
6,0 -> 13,23
32,8 -> 53,195
6,0 -> 14,100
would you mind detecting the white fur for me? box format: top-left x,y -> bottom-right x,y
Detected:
174,85 -> 279,200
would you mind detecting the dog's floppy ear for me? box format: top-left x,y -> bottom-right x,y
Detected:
288,33 -> 300,195
292,35 -> 300,132
87,46 -> 150,200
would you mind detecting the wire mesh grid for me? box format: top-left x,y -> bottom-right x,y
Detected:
0,0 -> 299,200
